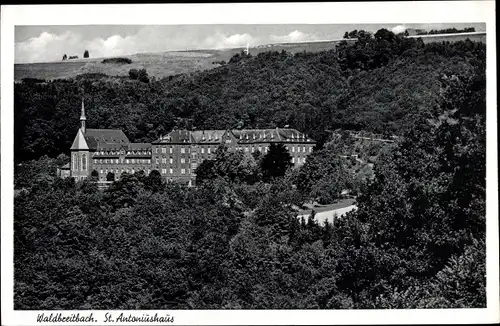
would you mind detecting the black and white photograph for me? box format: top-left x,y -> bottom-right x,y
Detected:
1,2 -> 498,325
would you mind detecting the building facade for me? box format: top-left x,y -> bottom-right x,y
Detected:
151,128 -> 316,184
68,101 -> 316,184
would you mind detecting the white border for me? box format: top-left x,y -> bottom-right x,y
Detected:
1,2 -> 498,325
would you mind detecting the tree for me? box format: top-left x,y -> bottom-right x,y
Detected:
144,169 -> 163,192
104,173 -> 142,210
260,143 -> 293,181
195,160 -> 216,185
309,176 -> 344,204
83,50 -> 89,58
348,29 -> 358,38
296,149 -> 349,198
138,69 -> 149,83
343,32 -> 349,39
129,69 -> 139,80
14,156 -> 60,190
106,172 -> 115,182
62,54 -> 67,60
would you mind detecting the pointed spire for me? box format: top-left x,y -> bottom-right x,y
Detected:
80,98 -> 86,133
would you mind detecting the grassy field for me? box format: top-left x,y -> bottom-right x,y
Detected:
14,41 -> 346,82
14,51 -> 221,81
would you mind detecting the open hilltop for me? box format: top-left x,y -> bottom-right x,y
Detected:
15,40 -> 359,81
22,32 -> 487,82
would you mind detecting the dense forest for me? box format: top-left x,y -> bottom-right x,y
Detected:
14,29 -> 486,309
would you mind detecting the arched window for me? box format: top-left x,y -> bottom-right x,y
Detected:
73,154 -> 78,170
81,154 -> 87,171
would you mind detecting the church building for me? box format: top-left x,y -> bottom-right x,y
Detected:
69,100 -> 152,182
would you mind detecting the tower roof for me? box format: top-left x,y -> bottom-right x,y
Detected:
80,98 -> 86,120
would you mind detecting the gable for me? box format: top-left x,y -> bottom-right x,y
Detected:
70,129 -> 89,150
221,130 -> 238,145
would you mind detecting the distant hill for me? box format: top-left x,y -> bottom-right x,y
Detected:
14,32 -> 485,82
14,40 -> 355,82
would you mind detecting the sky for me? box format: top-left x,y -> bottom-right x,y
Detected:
15,23 -> 486,64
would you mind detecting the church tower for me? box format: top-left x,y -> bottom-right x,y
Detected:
80,98 -> 86,133
70,98 -> 91,181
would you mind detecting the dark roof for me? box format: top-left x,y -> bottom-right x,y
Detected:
191,130 -> 227,143
93,142 -> 152,157
84,129 -> 130,150
153,129 -> 191,144
128,143 -> 152,149
95,143 -> 125,150
153,128 -> 316,145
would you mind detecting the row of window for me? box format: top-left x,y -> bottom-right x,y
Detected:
292,157 -> 307,164
96,150 -> 151,156
75,145 -> 312,172
153,144 -> 313,154
93,158 -> 152,165
156,158 -> 188,164
290,146 -> 312,153
161,168 -> 187,175
235,146 -> 311,154
100,168 -> 151,175
156,147 -> 187,154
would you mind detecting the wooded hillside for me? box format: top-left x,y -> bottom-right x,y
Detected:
14,31 -> 485,162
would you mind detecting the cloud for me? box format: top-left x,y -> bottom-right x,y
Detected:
202,32 -> 257,49
14,27 -> 322,63
15,31 -> 82,63
391,25 -> 407,34
15,28 -> 262,63
269,30 -> 318,43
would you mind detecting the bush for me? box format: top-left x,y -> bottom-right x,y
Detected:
129,69 -> 139,80
21,78 -> 45,84
75,73 -> 108,80
137,69 -> 149,83
102,57 -> 133,64
106,172 -> 115,182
